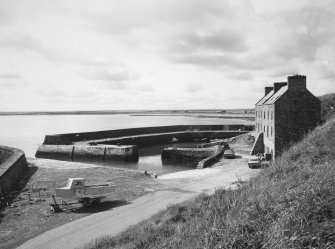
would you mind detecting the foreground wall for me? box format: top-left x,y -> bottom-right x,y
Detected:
0,146 -> 28,197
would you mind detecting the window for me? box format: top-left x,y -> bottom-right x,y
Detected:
271,126 -> 273,136
267,125 -> 269,137
271,111 -> 273,120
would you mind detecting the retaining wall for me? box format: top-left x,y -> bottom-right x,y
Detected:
0,146 -> 28,197
197,145 -> 224,169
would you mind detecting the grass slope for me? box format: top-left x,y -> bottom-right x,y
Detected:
83,118 -> 335,249
319,93 -> 335,121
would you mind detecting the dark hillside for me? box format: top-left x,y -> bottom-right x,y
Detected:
319,93 -> 335,121
83,118 -> 335,249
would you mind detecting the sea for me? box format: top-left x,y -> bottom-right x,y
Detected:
0,114 -> 252,173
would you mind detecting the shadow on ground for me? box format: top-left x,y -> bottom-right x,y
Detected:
69,200 -> 129,214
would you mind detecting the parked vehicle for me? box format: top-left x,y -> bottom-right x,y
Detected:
248,156 -> 270,169
223,149 -> 235,159
55,178 -> 115,205
248,157 -> 261,168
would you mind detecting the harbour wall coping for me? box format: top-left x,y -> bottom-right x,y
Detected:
0,145 -> 28,197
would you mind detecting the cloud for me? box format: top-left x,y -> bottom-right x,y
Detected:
0,73 -> 20,79
80,68 -> 131,81
133,83 -> 155,92
88,0 -> 232,33
185,83 -> 203,93
0,33 -> 42,52
229,72 -> 253,81
171,29 -> 247,54
42,88 -> 68,98
0,0 -> 334,111
0,82 -> 18,88
273,7 -> 335,61
267,65 -> 301,78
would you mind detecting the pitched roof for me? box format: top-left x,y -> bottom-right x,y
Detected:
264,86 -> 287,104
256,90 -> 274,106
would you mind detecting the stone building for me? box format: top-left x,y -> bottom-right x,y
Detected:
253,75 -> 321,159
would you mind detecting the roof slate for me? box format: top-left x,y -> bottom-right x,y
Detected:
256,90 -> 274,106
265,86 -> 288,104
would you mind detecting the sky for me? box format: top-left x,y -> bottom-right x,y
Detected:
0,0 -> 334,111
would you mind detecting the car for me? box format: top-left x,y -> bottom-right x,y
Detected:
248,156 -> 271,169
248,157 -> 260,168
223,149 -> 235,159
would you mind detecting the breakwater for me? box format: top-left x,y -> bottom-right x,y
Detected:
35,145 -> 139,162
36,125 -> 253,166
42,125 -> 253,145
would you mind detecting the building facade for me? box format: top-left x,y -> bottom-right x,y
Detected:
254,75 -> 321,159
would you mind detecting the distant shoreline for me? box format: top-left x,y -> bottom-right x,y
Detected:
0,109 -> 255,117
130,114 -> 255,121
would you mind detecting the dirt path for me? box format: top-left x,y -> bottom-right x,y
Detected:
17,145 -> 259,249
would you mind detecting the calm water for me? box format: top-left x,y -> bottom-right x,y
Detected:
0,114 -> 251,173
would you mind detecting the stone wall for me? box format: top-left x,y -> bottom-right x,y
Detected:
197,145 -> 223,169
37,125 -> 251,165
0,146 -> 28,197
161,146 -> 217,165
82,131 -> 247,147
35,145 -> 139,163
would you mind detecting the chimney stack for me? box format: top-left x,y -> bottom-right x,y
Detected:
287,75 -> 306,91
265,87 -> 273,96
273,82 -> 287,93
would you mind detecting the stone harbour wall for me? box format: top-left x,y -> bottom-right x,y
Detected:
42,125 -> 254,145
161,146 -> 217,165
35,145 -> 139,163
36,125 -> 252,165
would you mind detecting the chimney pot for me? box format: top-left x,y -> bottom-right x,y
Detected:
287,75 -> 306,91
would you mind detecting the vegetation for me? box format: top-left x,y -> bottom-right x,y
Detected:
83,117 -> 335,249
319,93 -> 335,121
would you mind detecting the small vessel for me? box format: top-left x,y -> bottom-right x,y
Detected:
55,178 -> 115,205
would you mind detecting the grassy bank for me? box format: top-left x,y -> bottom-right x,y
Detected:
83,117 -> 335,249
319,93 -> 335,121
